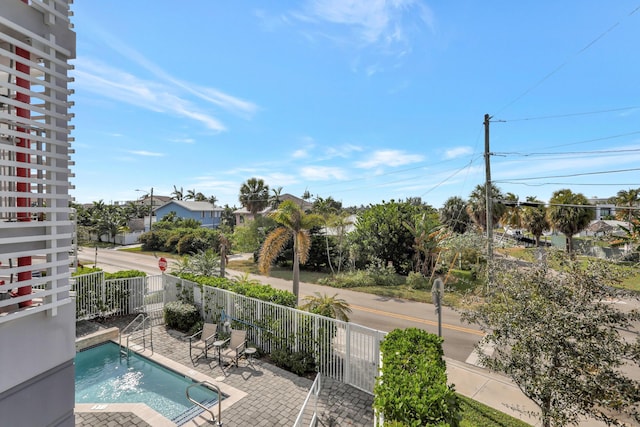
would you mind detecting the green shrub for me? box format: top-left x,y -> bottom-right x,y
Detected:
177,273 -> 296,307
270,348 -> 316,376
318,268 -> 404,288
406,271 -> 429,290
163,301 -> 201,332
72,266 -> 102,276
374,328 -> 460,427
104,270 -> 147,280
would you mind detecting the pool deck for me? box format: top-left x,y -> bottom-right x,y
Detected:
75,316 -> 374,426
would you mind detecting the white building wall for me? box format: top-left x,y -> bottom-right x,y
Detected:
0,1 -> 76,426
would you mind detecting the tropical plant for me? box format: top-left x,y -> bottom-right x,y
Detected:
439,196 -> 471,234
172,249 -> 221,277
171,185 -> 184,200
313,196 -> 340,274
499,192 -> 522,230
299,292 -> 352,321
461,255 -> 640,427
269,186 -> 283,208
258,200 -> 323,302
350,200 -> 431,274
466,184 -> 506,232
609,188 -> 640,225
403,212 -> 447,276
239,177 -> 270,216
546,189 -> 594,254
520,196 -> 549,247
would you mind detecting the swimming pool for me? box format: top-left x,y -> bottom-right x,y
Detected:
75,342 -> 222,424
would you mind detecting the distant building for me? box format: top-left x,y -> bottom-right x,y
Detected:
0,2 -> 76,426
234,193 -> 313,225
588,197 -> 617,220
155,200 -> 223,228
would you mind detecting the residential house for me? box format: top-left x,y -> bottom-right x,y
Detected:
234,193 -> 313,225
155,200 -> 223,229
0,2 -> 76,426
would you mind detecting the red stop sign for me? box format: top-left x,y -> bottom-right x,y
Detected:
158,257 -> 167,272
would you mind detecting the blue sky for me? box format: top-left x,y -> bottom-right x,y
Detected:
70,1 -> 640,209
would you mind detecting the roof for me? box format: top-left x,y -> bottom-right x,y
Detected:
156,200 -> 222,212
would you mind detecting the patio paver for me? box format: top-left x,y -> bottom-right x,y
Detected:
75,316 -> 374,426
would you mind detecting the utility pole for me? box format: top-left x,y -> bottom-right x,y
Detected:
484,114 -> 493,274
149,187 -> 154,232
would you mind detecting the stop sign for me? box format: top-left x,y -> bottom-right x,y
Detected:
158,257 -> 167,272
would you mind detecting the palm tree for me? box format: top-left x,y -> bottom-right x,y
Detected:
208,195 -> 218,207
466,184 -> 505,232
439,196 -> 471,234
171,185 -> 184,200
313,196 -> 339,274
499,192 -> 522,230
239,177 -> 270,216
269,186 -> 283,208
547,189 -> 594,255
258,200 -> 323,303
520,196 -> 549,247
300,292 -> 352,321
609,188 -> 640,225
404,213 -> 447,276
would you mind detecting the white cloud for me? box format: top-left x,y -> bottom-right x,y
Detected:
73,59 -> 227,132
127,150 -> 164,157
300,166 -> 348,181
293,149 -> 310,159
444,146 -> 473,159
170,137 -> 195,144
355,149 -> 424,168
324,144 -> 363,158
299,0 -> 435,46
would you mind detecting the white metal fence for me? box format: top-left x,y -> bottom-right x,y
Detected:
165,275 -> 384,394
72,272 -> 164,321
71,272 -> 384,394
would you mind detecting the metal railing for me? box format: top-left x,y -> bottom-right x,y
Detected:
166,275 -> 385,394
186,381 -> 223,426
119,313 -> 152,358
293,373 -> 322,427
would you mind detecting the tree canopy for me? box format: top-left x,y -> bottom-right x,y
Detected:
462,255 -> 640,427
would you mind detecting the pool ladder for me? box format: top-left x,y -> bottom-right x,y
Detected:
186,381 -> 223,426
119,313 -> 153,359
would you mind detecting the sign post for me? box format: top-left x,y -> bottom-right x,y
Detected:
158,257 -> 167,273
431,278 -> 444,337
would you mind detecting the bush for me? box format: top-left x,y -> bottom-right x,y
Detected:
406,271 -> 429,290
163,301 -> 201,332
270,348 -> 316,376
374,328 -> 460,427
318,268 -> 405,288
178,273 -> 297,307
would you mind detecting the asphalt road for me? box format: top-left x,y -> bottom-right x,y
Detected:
78,246 -> 484,362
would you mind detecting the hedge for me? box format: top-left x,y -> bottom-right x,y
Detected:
374,328 -> 460,426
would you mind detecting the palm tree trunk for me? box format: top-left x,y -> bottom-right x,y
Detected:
325,234 -> 335,275
293,248 -> 300,305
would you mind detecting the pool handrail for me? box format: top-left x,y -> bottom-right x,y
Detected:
186,381 -> 223,426
119,313 -> 152,358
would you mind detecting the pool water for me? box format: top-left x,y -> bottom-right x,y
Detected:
75,342 -> 220,422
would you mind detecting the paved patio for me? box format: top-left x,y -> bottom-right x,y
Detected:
75,316 -> 374,426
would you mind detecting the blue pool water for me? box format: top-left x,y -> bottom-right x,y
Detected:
75,342 -> 220,423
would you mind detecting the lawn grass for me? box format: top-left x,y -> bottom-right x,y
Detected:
458,394 -> 532,426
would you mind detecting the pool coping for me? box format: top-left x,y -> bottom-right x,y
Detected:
75,339 -> 248,427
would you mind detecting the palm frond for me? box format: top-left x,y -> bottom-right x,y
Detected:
258,227 -> 292,274
295,229 -> 312,265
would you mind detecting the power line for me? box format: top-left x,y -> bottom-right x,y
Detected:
494,167 -> 640,183
494,147 -> 640,157
499,181 -> 640,187
498,106 -> 640,122
496,4 -> 640,114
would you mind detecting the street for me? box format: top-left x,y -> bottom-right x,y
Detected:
77,246 -> 484,363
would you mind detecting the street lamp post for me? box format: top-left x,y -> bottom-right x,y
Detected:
135,187 -> 154,232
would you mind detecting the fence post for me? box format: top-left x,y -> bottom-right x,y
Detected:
345,322 -> 351,385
